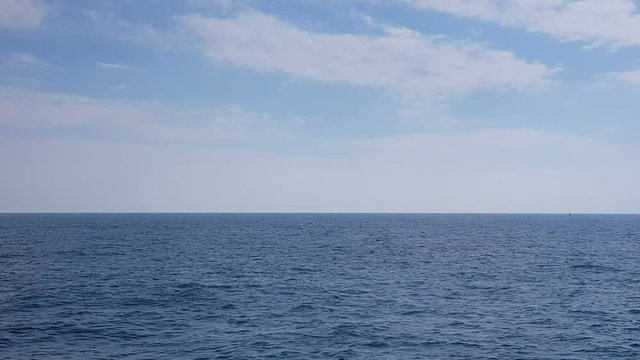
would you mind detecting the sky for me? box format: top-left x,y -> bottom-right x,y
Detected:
1,0 -> 640,213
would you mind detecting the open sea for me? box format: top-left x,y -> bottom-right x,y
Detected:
1,213 -> 640,359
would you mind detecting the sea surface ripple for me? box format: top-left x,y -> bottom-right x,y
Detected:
1,214 -> 640,359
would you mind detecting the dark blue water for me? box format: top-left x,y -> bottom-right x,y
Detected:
1,214 -> 640,359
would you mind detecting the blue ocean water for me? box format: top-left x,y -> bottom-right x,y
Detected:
1,214 -> 640,359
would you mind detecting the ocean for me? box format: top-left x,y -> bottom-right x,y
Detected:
1,213 -> 639,359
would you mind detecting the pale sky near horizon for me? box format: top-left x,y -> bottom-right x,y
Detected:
1,0 -> 640,213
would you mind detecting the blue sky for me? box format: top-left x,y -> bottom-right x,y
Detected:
2,0 -> 640,212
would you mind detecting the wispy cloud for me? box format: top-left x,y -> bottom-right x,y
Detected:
606,69 -> 640,86
1,52 -> 50,68
384,0 -> 640,48
0,0 -> 49,30
179,11 -> 559,100
97,62 -> 142,71
87,8 -> 559,127
0,87 -> 289,146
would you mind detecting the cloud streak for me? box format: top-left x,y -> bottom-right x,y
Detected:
389,0 -> 640,48
179,11 -> 558,100
607,69 -> 640,86
1,52 -> 50,68
0,87 -> 287,145
97,62 -> 142,71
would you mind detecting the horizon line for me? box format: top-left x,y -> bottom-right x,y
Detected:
1,211 -> 639,215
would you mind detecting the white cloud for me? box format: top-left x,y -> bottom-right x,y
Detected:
607,69 -> 640,86
97,62 -> 142,71
1,51 -> 49,67
392,0 -> 640,48
0,0 -> 48,30
0,87 -> 286,145
178,11 -> 558,100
